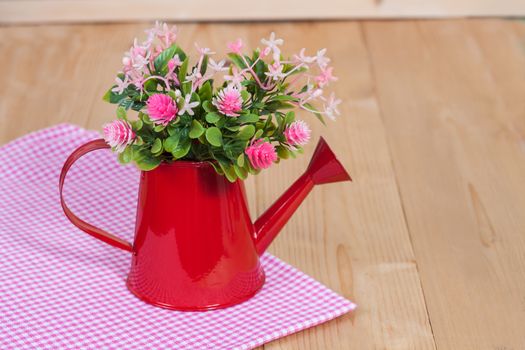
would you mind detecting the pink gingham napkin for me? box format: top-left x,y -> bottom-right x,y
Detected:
0,124 -> 356,350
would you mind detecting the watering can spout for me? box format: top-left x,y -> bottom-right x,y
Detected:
253,137 -> 351,255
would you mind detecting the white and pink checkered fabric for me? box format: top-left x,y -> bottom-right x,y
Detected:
0,124 -> 356,350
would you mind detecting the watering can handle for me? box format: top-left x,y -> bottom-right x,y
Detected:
59,139 -> 133,252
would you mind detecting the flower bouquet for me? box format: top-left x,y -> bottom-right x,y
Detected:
102,22 -> 341,181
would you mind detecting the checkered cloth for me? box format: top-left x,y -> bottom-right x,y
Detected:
0,124 -> 356,350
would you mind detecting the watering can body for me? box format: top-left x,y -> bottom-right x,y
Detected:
59,137 -> 351,311
128,162 -> 264,310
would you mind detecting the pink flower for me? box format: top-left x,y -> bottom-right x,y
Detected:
284,120 -> 311,146
245,140 -> 277,169
224,68 -> 244,88
265,62 -> 285,81
315,67 -> 337,87
212,86 -> 243,116
261,46 -> 272,58
227,38 -> 243,54
146,93 -> 178,125
315,48 -> 330,69
127,39 -> 150,70
148,22 -> 177,49
194,43 -> 215,55
293,48 -> 316,65
103,120 -> 135,153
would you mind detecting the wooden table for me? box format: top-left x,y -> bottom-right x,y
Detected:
1,19 -> 524,349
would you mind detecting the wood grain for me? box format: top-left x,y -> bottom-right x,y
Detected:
364,19 -> 525,349
1,0 -> 525,24
1,19 -> 524,349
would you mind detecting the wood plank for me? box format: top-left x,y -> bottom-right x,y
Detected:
364,19 -> 525,349
258,22 -> 435,350
0,21 -> 436,348
1,0 -> 525,25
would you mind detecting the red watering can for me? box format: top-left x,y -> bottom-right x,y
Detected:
59,137 -> 351,311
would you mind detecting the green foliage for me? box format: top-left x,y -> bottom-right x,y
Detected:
205,127 -> 222,147
103,40 -> 330,181
189,120 -> 205,138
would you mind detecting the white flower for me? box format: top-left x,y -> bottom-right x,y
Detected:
224,68 -> 244,88
185,67 -> 202,84
178,94 -> 200,116
261,32 -> 283,61
111,76 -> 129,94
208,58 -> 228,72
146,21 -> 178,48
315,48 -> 331,69
293,48 -> 316,65
265,63 -> 286,81
324,93 -> 341,120
145,20 -> 162,41
194,43 -> 215,55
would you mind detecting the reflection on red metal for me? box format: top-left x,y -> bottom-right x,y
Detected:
59,137 -> 351,311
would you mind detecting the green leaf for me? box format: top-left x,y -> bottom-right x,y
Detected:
266,101 -> 294,111
139,112 -> 152,125
154,44 -> 178,75
303,103 -> 326,125
205,112 -> 221,124
153,124 -> 166,132
103,88 -> 127,104
178,57 -> 189,85
240,90 -> 250,102
218,161 -> 237,182
181,81 -> 192,96
137,158 -> 161,171
171,139 -> 191,159
199,54 -> 209,75
238,114 -> 259,123
189,120 -> 205,139
233,164 -> 248,180
236,125 -> 255,140
118,98 -> 134,110
208,161 -> 224,175
205,127 -> 223,147
202,100 -> 213,113
216,118 -> 226,128
143,79 -> 158,92
163,134 -> 180,152
151,138 -> 163,154
131,119 -> 143,131
130,102 -> 145,112
276,145 -> 290,159
264,114 -> 273,129
227,53 -> 247,70
116,106 -> 127,120
225,125 -> 240,132
166,125 -> 177,136
237,153 -> 245,167
118,147 -> 133,164
134,150 -> 161,171
285,111 -> 295,124
254,129 -> 263,139
270,94 -> 298,102
275,113 -> 284,132
198,81 -> 212,102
